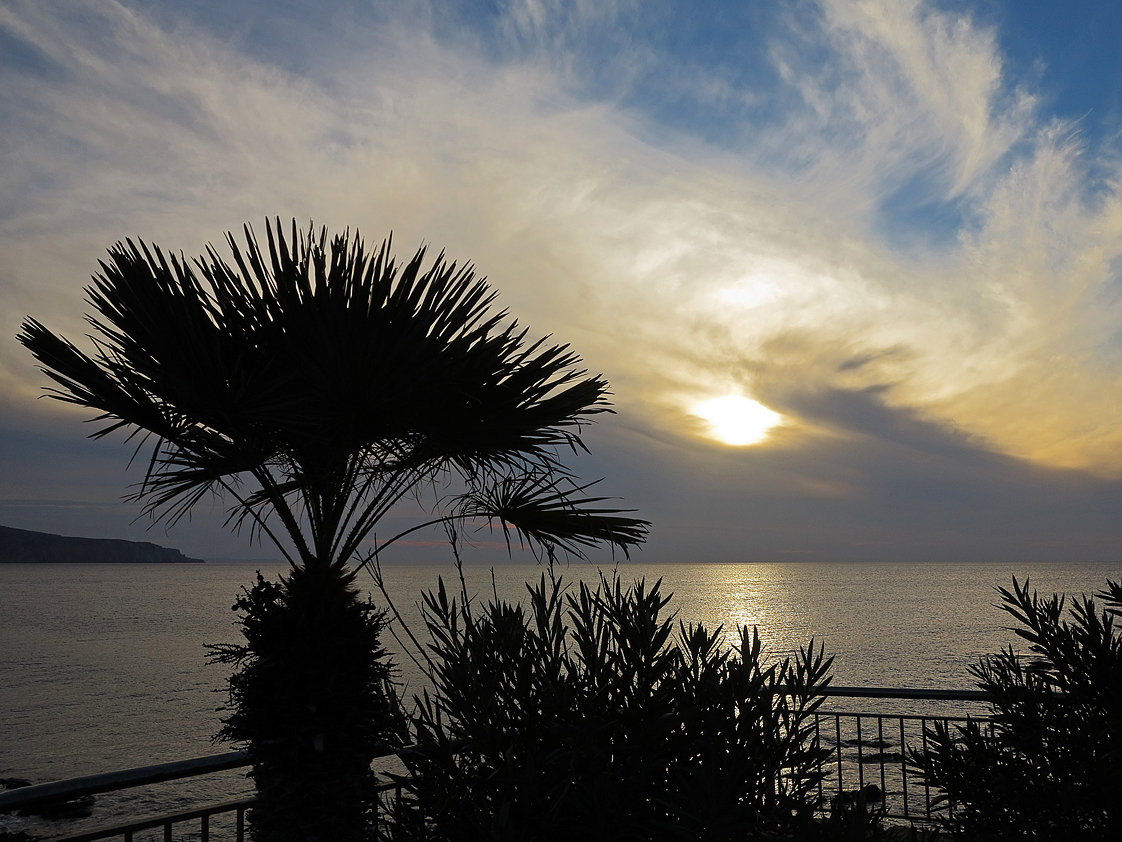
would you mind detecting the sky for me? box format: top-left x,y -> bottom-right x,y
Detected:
2,0 -> 1122,564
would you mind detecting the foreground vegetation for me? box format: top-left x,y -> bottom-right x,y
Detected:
19,220 -> 646,842
389,567 -> 839,841
910,577 -> 1122,841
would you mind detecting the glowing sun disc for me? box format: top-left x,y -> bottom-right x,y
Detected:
693,395 -> 781,446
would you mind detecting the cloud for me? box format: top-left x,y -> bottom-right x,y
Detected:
2,0 -> 1122,559
814,0 -> 1032,196
586,388 -> 1122,563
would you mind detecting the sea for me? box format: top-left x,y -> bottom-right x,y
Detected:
2,559 -> 1121,838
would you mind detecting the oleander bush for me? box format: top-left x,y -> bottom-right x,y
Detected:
909,577 -> 1122,841
387,569 -> 837,841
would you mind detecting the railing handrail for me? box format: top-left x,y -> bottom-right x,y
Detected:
0,751 -> 251,812
821,686 -> 990,701
0,741 -> 421,814
0,686 -> 989,813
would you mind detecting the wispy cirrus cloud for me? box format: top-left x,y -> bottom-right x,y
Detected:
2,0 -> 1122,560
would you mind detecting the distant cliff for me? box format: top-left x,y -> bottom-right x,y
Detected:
0,524 -> 205,563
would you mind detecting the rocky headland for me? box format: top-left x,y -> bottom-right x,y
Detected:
0,524 -> 204,563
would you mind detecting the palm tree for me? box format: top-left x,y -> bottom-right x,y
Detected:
18,219 -> 648,841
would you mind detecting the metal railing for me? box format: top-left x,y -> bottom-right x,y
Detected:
35,799 -> 255,842
813,686 -> 992,822
0,687 -> 991,840
0,753 -> 255,842
0,753 -> 252,816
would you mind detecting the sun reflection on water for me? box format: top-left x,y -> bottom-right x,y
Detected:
640,563 -> 816,659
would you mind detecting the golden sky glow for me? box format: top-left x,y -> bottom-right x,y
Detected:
2,1 -> 1122,562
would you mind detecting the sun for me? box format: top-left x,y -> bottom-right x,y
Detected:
693,394 -> 782,446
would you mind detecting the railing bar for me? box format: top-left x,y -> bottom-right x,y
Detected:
0,752 -> 252,813
900,717 -> 909,818
201,812 -> 209,842
856,715 -> 865,790
834,715 -> 843,793
237,805 -> 245,842
921,717 -> 931,819
814,716 -> 823,809
818,686 -> 990,701
164,820 -> 172,842
947,721 -> 958,821
877,716 -> 887,805
819,709 -> 983,721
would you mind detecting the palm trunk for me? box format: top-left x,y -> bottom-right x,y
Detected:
212,566 -> 403,842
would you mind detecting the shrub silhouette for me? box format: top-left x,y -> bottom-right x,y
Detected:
19,219 -> 646,841
910,577 -> 1122,841
208,570 -> 405,841
389,569 -> 835,841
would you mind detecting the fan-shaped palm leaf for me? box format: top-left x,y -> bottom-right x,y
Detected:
19,218 -> 646,569
455,475 -> 649,560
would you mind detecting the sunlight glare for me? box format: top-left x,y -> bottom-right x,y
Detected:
693,394 -> 782,446
716,276 -> 777,309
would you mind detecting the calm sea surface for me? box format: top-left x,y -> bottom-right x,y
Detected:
3,559 -> 1121,836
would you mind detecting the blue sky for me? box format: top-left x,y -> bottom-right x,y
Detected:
2,0 -> 1122,563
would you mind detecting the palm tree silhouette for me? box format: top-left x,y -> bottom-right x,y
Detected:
19,219 -> 648,841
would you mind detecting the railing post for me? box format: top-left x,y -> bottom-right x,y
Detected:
921,717 -> 932,819
834,715 -> 844,793
899,717 -> 909,818
876,716 -> 887,804
856,716 -> 865,790
814,716 -> 824,808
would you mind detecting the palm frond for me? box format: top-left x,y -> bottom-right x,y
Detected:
19,219 -> 640,567
456,474 -> 650,560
